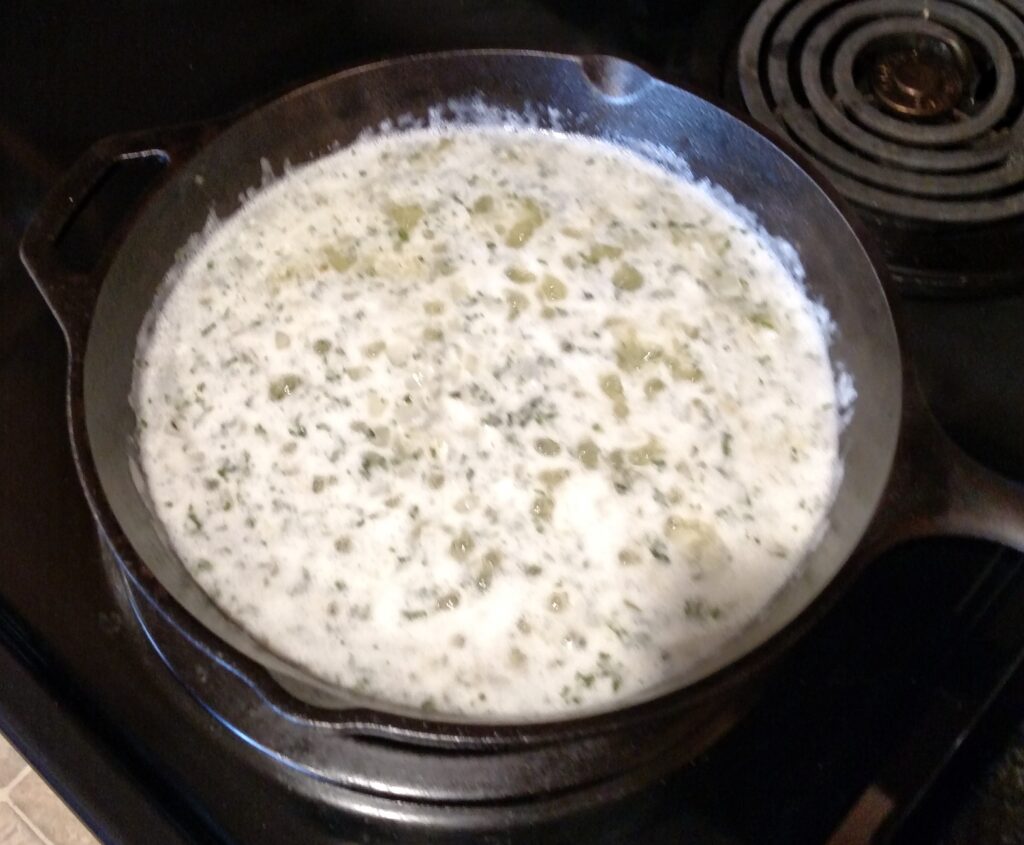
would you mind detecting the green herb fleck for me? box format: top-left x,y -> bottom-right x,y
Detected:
360,451 -> 388,479
583,243 -> 622,265
684,598 -> 723,621
435,591 -> 461,612
449,531 -> 475,561
186,505 -> 203,532
534,437 -> 561,456
471,195 -> 494,214
746,310 -> 776,330
269,374 -> 302,401
531,491 -> 555,526
575,439 -> 601,469
504,266 -> 536,284
538,274 -> 567,301
644,377 -> 666,399
505,198 -> 544,247
612,262 -> 644,292
649,539 -> 671,564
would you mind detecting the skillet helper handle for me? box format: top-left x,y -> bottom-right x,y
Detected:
875,382 -> 1024,553
19,124 -> 207,345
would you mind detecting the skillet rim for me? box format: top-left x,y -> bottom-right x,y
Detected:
68,48 -> 903,743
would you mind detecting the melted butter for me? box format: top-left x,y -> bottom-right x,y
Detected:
134,127 -> 841,717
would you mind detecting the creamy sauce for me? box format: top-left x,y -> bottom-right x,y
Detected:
134,127 -> 840,717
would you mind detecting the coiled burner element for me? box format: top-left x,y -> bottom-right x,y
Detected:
739,0 -> 1024,225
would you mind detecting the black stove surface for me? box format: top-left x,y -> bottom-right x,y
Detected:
659,0 -> 1024,295
2,2 -> 1024,843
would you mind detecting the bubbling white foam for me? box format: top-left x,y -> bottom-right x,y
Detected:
134,125 -> 843,716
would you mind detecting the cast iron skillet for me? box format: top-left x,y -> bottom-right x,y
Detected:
19,51 -> 1024,822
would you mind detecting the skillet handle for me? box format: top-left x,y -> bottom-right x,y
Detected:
19,123 -> 210,346
871,381 -> 1024,554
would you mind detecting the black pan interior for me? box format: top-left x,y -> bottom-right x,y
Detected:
82,52 -> 902,723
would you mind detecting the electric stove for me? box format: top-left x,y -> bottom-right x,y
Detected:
2,1 -> 1023,842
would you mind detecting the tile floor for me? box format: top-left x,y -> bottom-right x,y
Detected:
0,733 -> 97,845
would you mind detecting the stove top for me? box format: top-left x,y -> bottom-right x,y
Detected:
638,0 -> 1024,294
1,1 -> 1023,843
733,0 -> 1024,294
